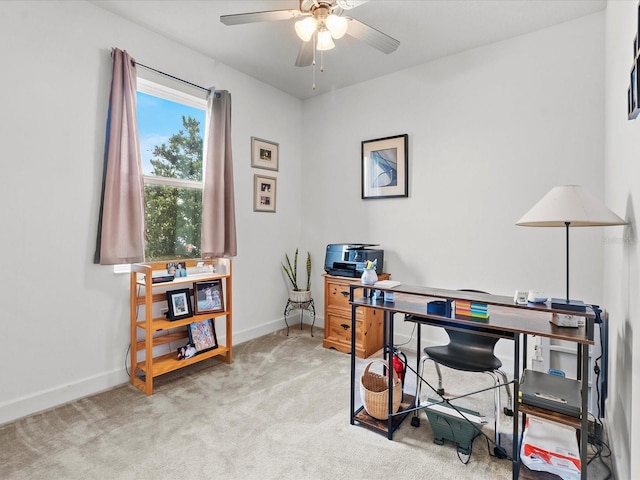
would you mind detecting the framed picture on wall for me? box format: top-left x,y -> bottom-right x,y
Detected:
253,174 -> 277,212
361,134 -> 409,199
251,137 -> 279,171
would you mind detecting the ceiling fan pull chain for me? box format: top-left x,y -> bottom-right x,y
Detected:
312,32 -> 317,90
320,50 -> 324,73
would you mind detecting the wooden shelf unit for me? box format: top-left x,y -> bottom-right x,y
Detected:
130,258 -> 232,395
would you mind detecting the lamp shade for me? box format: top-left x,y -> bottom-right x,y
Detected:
516,185 -> 626,227
316,30 -> 335,50
295,17 -> 316,42
326,14 -> 348,39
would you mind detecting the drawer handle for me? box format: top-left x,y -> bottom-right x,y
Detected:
341,291 -> 349,297
340,323 -> 350,330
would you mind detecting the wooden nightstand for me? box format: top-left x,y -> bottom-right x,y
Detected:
323,273 -> 390,358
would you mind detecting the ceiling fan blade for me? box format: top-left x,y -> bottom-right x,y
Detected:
295,41 -> 314,67
344,16 -> 400,54
220,9 -> 302,26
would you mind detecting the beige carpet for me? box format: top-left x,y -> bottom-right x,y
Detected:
0,327 -> 607,479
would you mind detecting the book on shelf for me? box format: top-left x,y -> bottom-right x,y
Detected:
373,280 -> 401,288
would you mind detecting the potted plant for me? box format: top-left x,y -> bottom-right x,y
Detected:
282,248 -> 312,302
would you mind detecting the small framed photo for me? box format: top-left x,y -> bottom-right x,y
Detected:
253,174 -> 277,213
177,343 -> 197,360
188,318 -> 218,354
193,280 -> 224,314
361,134 -> 409,199
166,288 -> 193,321
251,137 -> 279,171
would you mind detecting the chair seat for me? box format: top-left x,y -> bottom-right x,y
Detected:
424,344 -> 502,372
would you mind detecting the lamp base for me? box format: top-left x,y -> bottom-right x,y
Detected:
550,298 -> 586,313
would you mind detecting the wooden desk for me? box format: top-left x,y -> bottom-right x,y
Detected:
348,284 -> 595,480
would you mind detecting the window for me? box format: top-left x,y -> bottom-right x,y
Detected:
137,78 -> 206,261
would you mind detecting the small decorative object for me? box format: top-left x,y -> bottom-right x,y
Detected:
177,343 -> 196,360
361,134 -> 409,199
166,288 -> 193,321
360,259 -> 378,285
188,318 -> 218,354
282,248 -> 312,302
193,280 -> 224,314
253,174 -> 277,212
251,137 -> 279,171
360,360 -> 402,420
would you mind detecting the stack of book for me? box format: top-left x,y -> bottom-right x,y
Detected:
455,300 -> 489,319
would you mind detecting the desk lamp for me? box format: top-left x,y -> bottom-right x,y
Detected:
516,185 -> 626,306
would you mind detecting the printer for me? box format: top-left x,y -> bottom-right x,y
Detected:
324,244 -> 384,277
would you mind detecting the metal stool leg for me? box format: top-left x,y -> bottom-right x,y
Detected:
497,369 -> 513,416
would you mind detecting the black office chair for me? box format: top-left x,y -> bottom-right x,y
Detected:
411,290 -> 513,449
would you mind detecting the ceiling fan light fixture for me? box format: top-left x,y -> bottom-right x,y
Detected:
326,14 -> 348,39
316,29 -> 335,50
295,16 -> 316,42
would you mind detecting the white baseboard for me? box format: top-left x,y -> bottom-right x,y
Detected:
0,316 -> 327,426
0,368 -> 129,427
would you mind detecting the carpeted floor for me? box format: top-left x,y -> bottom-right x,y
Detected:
0,327 -> 613,479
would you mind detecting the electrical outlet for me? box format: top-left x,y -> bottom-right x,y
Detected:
160,307 -> 168,317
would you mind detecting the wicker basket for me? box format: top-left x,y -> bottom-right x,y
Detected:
360,360 -> 402,420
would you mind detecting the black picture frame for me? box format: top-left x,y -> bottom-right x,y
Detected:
193,280 -> 225,315
166,288 -> 193,321
188,318 -> 218,354
361,134 -> 409,199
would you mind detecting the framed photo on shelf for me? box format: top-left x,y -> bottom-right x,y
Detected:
166,288 -> 193,321
361,134 -> 409,199
188,318 -> 218,354
193,280 -> 224,315
253,174 -> 277,213
251,137 -> 279,171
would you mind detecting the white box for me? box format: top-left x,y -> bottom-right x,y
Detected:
551,313 -> 580,327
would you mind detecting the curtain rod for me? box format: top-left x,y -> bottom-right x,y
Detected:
133,61 -> 214,95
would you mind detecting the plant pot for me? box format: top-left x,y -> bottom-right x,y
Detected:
289,289 -> 312,303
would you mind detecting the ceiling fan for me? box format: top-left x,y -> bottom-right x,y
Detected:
220,0 -> 400,68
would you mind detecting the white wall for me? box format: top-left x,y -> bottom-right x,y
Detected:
0,0 -> 303,424
604,2 -> 640,479
302,13 -> 606,366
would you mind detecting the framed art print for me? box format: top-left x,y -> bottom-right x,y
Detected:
361,134 -> 409,199
251,137 -> 279,171
193,280 -> 224,315
166,288 -> 193,321
253,174 -> 277,213
188,318 -> 218,354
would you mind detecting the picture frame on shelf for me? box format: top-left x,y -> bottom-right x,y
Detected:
253,174 -> 277,213
166,288 -> 193,321
193,280 -> 224,315
361,134 -> 409,199
251,137 -> 279,171
188,318 -> 218,354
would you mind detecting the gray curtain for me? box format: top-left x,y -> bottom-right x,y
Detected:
95,48 -> 145,265
201,90 -> 237,258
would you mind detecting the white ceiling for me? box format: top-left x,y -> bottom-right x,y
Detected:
89,0 -> 606,99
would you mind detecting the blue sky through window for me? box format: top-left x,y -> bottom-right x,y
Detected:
136,91 -> 205,175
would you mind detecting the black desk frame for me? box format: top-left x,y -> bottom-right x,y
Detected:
348,284 -> 594,480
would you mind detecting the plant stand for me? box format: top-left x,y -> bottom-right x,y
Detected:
284,298 -> 315,337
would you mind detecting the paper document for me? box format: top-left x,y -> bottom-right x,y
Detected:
374,280 -> 401,288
